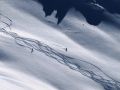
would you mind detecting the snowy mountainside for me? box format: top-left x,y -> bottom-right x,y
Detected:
0,0 -> 120,90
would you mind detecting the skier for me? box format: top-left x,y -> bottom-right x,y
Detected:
65,48 -> 67,52
31,48 -> 34,53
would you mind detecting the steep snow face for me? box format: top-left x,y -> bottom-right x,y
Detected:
0,0 -> 120,90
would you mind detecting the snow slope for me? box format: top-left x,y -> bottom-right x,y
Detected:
0,0 -> 120,90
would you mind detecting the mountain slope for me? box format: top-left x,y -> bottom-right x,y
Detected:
0,0 -> 120,90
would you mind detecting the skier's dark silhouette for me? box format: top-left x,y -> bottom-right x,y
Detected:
65,48 -> 68,52
31,48 -> 34,53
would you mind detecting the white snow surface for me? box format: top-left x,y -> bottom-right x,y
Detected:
0,0 -> 120,90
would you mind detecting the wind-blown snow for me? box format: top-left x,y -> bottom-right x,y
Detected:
0,0 -> 120,90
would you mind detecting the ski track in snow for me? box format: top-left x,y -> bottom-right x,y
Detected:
0,12 -> 120,90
